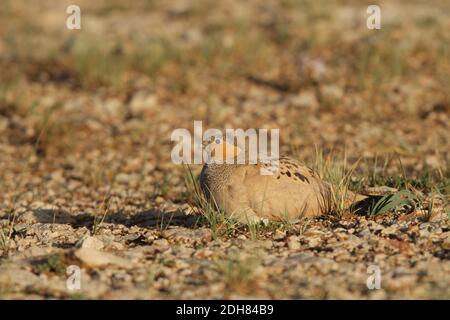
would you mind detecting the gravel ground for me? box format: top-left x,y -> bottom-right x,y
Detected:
0,0 -> 449,299
0,207 -> 448,299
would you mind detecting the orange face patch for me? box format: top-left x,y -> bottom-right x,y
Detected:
210,141 -> 241,162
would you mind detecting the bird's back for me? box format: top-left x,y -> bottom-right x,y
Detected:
199,156 -> 335,222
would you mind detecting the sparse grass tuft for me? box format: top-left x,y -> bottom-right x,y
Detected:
367,190 -> 418,216
72,46 -> 127,88
152,173 -> 172,199
212,249 -> 263,293
91,168 -> 117,235
32,253 -> 67,275
67,293 -> 87,300
312,148 -> 363,216
0,199 -> 19,258
92,194 -> 111,236
244,217 -> 311,240
368,156 -> 449,195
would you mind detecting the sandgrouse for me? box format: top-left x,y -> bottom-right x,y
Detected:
199,138 -> 335,223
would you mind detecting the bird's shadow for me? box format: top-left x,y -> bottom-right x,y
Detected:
348,195 -> 384,216
28,208 -> 199,229
17,195 -> 389,231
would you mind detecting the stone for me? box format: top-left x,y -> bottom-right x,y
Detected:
287,236 -> 301,250
74,248 -> 130,268
273,230 -> 286,241
321,84 -> 344,102
129,91 -> 158,114
290,91 -> 318,109
0,267 -> 39,287
363,186 -> 398,195
152,239 -> 170,252
358,228 -> 371,238
382,225 -> 399,237
163,228 -> 212,243
76,236 -> 104,250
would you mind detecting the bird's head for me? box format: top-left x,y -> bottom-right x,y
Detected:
203,136 -> 242,163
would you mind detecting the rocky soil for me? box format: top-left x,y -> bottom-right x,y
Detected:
0,0 -> 449,299
1,208 -> 449,299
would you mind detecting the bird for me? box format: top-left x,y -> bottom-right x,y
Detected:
199,137 -> 336,223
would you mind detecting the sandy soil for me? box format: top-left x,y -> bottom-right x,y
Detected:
0,0 -> 448,299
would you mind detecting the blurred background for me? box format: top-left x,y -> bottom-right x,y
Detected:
0,0 -> 449,300
1,0 -> 448,207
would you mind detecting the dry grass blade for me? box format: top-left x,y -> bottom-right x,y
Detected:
313,147 -> 363,216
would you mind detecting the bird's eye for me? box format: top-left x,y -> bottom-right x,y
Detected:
215,138 -> 221,144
